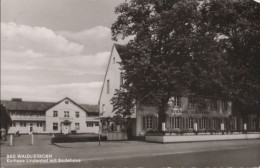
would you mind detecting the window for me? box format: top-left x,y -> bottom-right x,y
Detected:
75,112 -> 79,118
101,104 -> 105,115
53,111 -> 58,117
120,72 -> 124,85
202,118 -> 206,129
210,100 -> 217,110
75,123 -> 80,130
188,118 -> 194,129
64,111 -> 69,117
188,97 -> 195,108
231,118 -> 237,130
53,123 -> 58,131
65,101 -> 69,104
95,122 -> 99,126
37,122 -> 43,127
107,80 -> 110,94
174,97 -> 181,107
212,118 -> 217,129
20,122 -> 26,127
146,116 -> 153,129
87,122 -> 93,127
113,57 -> 115,64
172,117 -> 180,129
222,101 -> 227,111
11,122 -> 16,127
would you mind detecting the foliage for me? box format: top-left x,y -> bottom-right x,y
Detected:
111,0 -> 260,121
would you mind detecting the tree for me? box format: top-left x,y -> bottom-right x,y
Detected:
111,0 -> 260,131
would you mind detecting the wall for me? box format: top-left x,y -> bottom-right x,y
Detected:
145,133 -> 260,143
9,121 -> 45,134
45,98 -> 94,134
99,45 -> 123,118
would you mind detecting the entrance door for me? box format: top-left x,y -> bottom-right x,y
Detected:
62,124 -> 70,134
30,123 -> 33,133
64,126 -> 69,134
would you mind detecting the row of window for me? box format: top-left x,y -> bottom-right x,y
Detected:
11,122 -> 43,127
52,122 -> 99,131
53,111 -> 80,118
143,116 -> 237,130
184,97 -> 228,110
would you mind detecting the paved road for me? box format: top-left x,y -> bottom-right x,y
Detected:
1,135 -> 260,168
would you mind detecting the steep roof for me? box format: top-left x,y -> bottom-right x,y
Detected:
114,44 -> 127,58
1,98 -> 99,113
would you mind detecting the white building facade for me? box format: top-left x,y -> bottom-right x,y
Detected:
1,98 -> 99,134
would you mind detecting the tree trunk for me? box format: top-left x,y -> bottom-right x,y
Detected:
158,99 -> 167,132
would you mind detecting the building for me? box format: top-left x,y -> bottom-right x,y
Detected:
99,44 -> 136,137
1,97 -> 99,134
99,44 -> 259,137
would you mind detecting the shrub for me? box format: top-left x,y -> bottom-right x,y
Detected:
70,130 -> 77,134
51,134 -> 107,143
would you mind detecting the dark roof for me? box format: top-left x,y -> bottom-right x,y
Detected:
114,44 -> 127,55
0,99 -> 99,113
114,44 -> 128,61
1,100 -> 54,111
80,104 -> 99,113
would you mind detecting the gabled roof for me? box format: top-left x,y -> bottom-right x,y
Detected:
1,98 -> 99,114
44,97 -> 89,113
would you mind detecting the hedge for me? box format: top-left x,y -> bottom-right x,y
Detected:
51,134 -> 107,143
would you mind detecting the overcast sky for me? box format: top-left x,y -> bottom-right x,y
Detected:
1,0 -> 125,104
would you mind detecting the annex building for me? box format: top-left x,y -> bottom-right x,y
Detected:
1,97 -> 99,134
99,44 -> 260,137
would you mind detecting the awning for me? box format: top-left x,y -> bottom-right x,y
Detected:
62,120 -> 72,125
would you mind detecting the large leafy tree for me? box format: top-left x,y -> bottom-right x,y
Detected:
111,0 -> 260,130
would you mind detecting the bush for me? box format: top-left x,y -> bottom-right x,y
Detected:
70,130 -> 77,134
51,134 -> 107,143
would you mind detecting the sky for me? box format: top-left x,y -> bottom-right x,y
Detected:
1,0 -> 125,104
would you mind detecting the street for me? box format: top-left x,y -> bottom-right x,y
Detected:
1,135 -> 260,168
